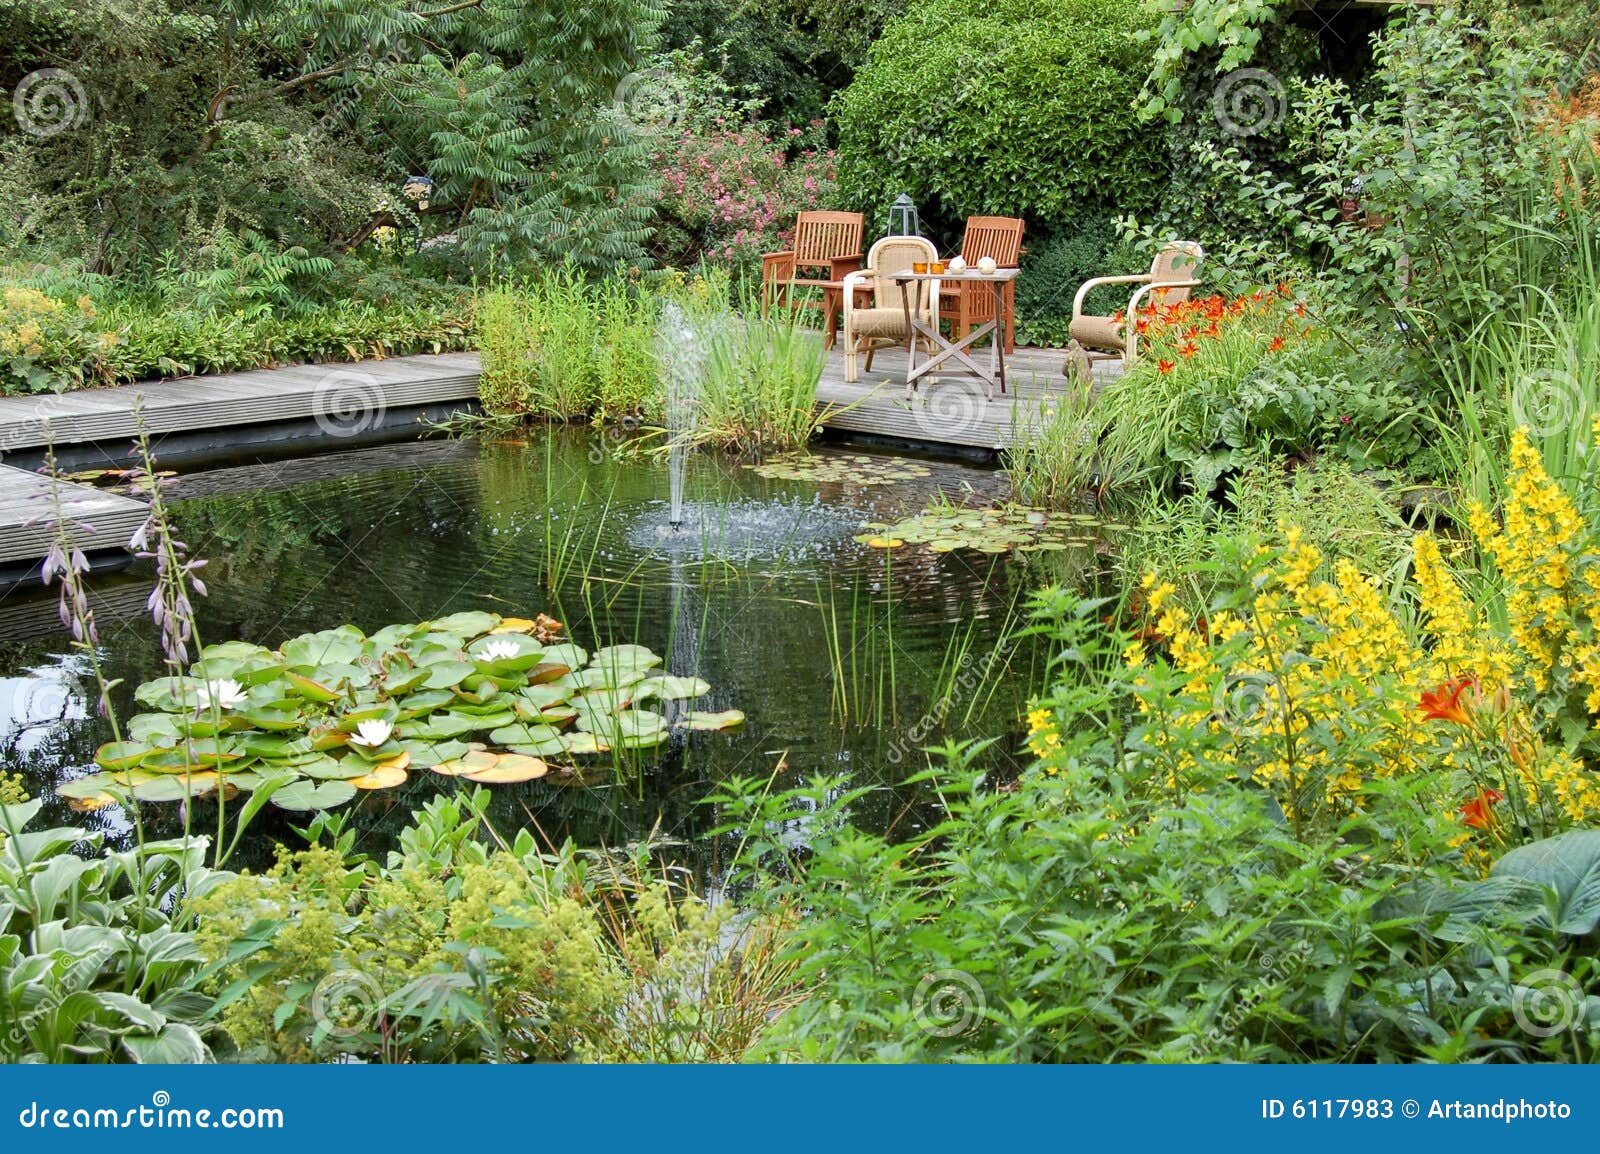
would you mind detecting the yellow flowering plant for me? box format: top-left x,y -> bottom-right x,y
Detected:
1039,426 -> 1600,868
0,284 -> 115,393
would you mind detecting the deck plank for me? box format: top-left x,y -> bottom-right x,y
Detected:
0,464 -> 148,566
0,352 -> 483,453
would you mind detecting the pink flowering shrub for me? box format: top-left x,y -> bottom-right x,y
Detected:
652,119 -> 839,274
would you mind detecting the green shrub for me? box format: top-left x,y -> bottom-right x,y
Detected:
190,789 -> 795,1063
0,284 -> 116,393
833,0 -> 1165,234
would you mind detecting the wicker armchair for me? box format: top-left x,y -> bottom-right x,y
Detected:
841,235 -> 939,383
939,215 -> 1024,353
761,211 -> 865,348
1066,242 -> 1204,374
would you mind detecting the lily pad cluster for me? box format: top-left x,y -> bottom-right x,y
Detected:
854,506 -> 1100,554
747,453 -> 931,487
61,611 -> 743,814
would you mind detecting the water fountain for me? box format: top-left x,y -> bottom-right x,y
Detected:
657,301 -> 704,529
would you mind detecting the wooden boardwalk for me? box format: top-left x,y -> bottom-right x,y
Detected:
0,351 -> 481,455
0,463 -> 147,569
0,340 -> 1108,573
813,344 -> 1119,451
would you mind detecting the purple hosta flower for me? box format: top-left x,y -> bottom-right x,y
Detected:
348,719 -> 394,748
195,678 -> 246,712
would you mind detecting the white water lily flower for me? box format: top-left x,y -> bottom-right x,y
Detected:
196,678 -> 246,712
349,719 -> 394,748
480,639 -> 523,662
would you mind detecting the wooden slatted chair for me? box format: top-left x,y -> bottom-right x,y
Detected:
939,215 -> 1024,353
762,211 -> 865,348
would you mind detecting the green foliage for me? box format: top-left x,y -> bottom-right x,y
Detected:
832,0 -> 1165,236
2,0 -> 667,277
688,282 -> 830,453
0,285 -> 115,393
1117,460 -> 1413,611
1137,0 -> 1298,123
0,798 -> 226,1063
477,270 -> 660,421
190,788 -> 794,1062
715,591 -> 1596,1062
658,1 -> 846,124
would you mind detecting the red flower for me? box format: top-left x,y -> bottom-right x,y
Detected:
1459,788 -> 1505,829
1268,336 -> 1285,352
1158,359 -> 1176,374
1420,677 -> 1478,725
1179,341 -> 1199,358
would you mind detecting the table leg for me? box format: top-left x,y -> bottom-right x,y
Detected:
823,287 -> 839,351
899,280 -> 917,398
993,281 -> 1006,398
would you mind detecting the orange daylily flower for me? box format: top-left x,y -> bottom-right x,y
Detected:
1459,788 -> 1504,829
1419,676 -> 1478,725
1268,335 -> 1285,352
1157,359 -> 1176,374
1179,341 -> 1199,358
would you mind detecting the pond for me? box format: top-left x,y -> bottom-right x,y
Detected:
0,429 -> 1108,878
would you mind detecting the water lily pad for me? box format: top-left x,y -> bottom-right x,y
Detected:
95,741 -> 153,772
677,709 -> 746,731
58,771 -> 131,801
397,738 -> 472,768
560,731 -> 611,755
284,671 -> 343,703
281,627 -> 365,669
271,779 -> 359,812
430,749 -> 501,777
747,453 -> 932,487
127,714 -> 180,745
491,617 -> 539,634
427,611 -> 500,637
461,753 -> 548,784
299,755 -> 368,781
490,722 -> 567,748
235,702 -> 303,731
421,660 -> 479,690
539,643 -> 588,669
632,675 -> 710,701
350,753 -> 410,790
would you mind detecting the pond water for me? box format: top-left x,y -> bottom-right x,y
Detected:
0,429 -> 1106,878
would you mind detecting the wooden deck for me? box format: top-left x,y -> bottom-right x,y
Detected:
0,463 -> 148,568
813,344 -> 1119,451
0,351 -> 481,455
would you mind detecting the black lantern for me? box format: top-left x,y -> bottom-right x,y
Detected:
887,193 -> 922,238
